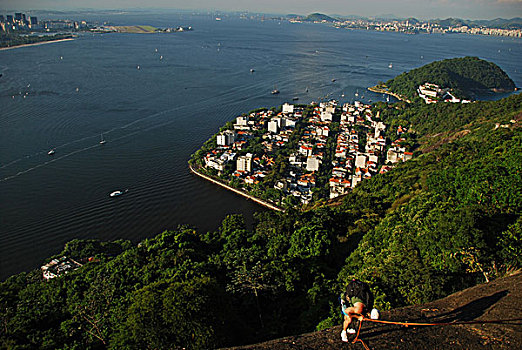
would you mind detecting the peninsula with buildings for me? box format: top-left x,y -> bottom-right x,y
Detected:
190,57 -> 517,209
190,100 -> 414,210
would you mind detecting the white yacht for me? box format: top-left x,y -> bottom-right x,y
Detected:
110,189 -> 127,197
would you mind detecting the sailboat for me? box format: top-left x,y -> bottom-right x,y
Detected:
99,134 -> 106,145
271,85 -> 280,94
388,63 -> 393,69
355,90 -> 359,97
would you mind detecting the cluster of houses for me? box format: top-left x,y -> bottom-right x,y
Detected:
328,101 -> 384,198
418,82 -> 471,104
204,104 -> 303,187
274,103 -> 333,204
200,100 -> 415,206
41,256 -> 83,280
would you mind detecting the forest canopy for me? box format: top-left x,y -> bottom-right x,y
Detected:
385,56 -> 516,100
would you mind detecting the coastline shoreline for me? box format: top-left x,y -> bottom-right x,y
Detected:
0,38 -> 75,51
189,165 -> 284,212
368,85 -> 411,103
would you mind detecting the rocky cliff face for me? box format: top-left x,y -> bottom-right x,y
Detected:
225,271 -> 522,349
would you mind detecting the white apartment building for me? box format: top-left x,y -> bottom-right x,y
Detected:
237,153 -> 253,172
282,103 -> 294,114
268,120 -> 279,133
216,130 -> 236,146
355,154 -> 367,168
306,155 -> 321,172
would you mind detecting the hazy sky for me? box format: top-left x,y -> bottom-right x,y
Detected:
1,0 -> 522,20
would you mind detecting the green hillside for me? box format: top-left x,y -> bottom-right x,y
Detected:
1,94 -> 521,349
385,56 -> 516,100
305,13 -> 338,22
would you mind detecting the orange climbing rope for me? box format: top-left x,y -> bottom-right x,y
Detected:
352,319 -> 370,350
351,315 -> 522,350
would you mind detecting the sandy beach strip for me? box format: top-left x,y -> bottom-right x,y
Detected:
0,38 -> 75,51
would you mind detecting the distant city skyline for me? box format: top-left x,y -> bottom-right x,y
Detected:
1,0 -> 521,20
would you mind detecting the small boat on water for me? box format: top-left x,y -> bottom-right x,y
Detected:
48,149 -> 55,155
292,96 -> 299,101
271,85 -> 280,94
250,68 -> 255,73
99,134 -> 106,145
388,63 -> 393,69
331,78 -> 336,82
110,189 -> 128,197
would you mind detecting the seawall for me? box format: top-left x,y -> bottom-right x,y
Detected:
189,165 -> 284,212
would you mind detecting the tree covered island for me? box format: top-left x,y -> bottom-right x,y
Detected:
370,56 -> 517,102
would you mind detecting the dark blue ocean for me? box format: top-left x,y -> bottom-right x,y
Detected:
1,11 -> 521,279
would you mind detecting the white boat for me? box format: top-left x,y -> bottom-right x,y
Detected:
250,68 -> 255,73
355,90 -> 359,97
110,189 -> 127,197
48,149 -> 55,155
388,63 -> 393,69
99,134 -> 106,145
271,85 -> 280,94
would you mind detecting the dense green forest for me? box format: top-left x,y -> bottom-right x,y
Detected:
385,57 -> 516,100
1,92 -> 521,349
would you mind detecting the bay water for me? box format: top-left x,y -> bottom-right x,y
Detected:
1,12 -> 521,279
